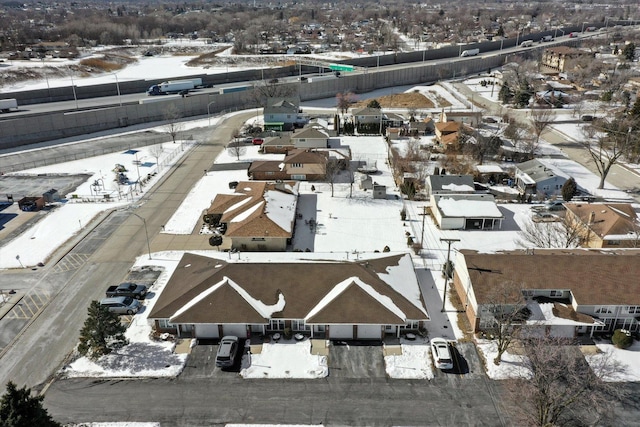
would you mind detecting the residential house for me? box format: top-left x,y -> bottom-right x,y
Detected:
148,252 -> 430,340
408,118 -> 435,136
352,107 -> 383,126
430,194 -> 503,230
540,46 -> 590,73
453,249 -> 640,337
441,110 -> 483,128
249,149 -> 328,181
425,174 -> 475,196
263,97 -> 300,131
203,181 -> 299,251
261,133 -> 294,154
434,121 -> 462,146
564,202 -> 640,248
514,159 -> 568,197
290,127 -> 329,150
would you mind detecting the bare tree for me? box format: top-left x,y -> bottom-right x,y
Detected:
163,105 -> 184,144
527,108 -> 553,159
517,215 -> 585,249
336,92 -> 356,115
227,138 -> 246,161
325,160 -> 340,197
148,144 -> 164,168
251,78 -> 295,107
482,281 -> 528,365
506,336 -> 626,427
580,118 -> 636,189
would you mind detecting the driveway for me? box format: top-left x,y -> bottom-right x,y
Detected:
328,341 -> 386,378
181,339 -> 248,379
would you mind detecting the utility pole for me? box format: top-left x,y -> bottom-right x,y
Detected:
419,206 -> 429,248
440,238 -> 460,312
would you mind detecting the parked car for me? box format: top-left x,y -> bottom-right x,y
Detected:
216,336 -> 239,368
105,282 -> 148,299
532,212 -> 560,223
252,138 -> 264,145
99,296 -> 141,315
545,200 -> 566,211
431,338 -> 453,370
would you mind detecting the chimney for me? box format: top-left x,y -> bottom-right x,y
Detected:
589,211 -> 596,225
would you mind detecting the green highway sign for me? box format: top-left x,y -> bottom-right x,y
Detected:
329,64 -> 355,72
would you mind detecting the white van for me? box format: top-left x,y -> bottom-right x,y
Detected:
520,40 -> 533,47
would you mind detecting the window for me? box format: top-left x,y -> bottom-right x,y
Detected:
158,319 -> 173,328
291,163 -> 302,168
269,319 -> 285,330
606,240 -> 621,246
550,290 -> 563,297
595,306 -> 613,314
299,139 -> 306,142
251,237 -> 265,241
522,290 -> 534,297
624,306 -> 640,314
291,320 -> 310,331
266,171 -> 274,175
291,174 -> 306,180
401,321 -> 420,330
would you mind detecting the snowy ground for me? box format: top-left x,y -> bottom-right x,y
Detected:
585,341 -> 640,382
2,49 -> 640,383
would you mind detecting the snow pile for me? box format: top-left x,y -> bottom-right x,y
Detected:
240,340 -> 328,379
475,339 -> 532,380
384,341 -> 434,379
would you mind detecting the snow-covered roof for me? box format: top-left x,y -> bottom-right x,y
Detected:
434,194 -> 503,219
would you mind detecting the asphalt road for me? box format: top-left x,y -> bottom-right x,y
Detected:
44,376 -> 510,426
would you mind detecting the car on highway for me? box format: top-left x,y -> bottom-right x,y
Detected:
216,336 -> 239,368
252,138 -> 264,145
431,338 -> 453,370
99,296 -> 141,315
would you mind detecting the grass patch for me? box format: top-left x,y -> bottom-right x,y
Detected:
352,92 -> 434,109
79,54 -> 136,72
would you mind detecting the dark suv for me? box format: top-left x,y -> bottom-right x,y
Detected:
215,336 -> 239,368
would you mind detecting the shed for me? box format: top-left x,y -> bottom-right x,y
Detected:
43,188 -> 61,203
18,196 -> 45,212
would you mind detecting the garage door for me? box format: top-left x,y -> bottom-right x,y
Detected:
222,324 -> 247,338
329,325 -> 353,340
195,324 -> 219,339
357,325 -> 381,340
465,218 -> 482,229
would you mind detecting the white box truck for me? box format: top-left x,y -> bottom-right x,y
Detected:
460,48 -> 480,57
0,98 -> 18,113
147,79 -> 201,96
520,40 -> 534,47
139,94 -> 182,104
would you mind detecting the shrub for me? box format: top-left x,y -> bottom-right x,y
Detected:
406,236 -> 414,246
283,327 -> 293,340
400,208 -> 407,220
383,245 -> 390,252
612,329 -> 633,349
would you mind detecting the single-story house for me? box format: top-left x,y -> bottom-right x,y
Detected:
425,174 -> 475,196
203,181 -> 299,251
514,159 -> 568,197
261,133 -> 294,154
249,149 -> 328,181
453,249 -> 640,337
441,110 -> 483,127
408,118 -> 435,135
290,127 -> 329,150
430,194 -> 504,230
564,202 -> 640,248
149,252 -> 430,340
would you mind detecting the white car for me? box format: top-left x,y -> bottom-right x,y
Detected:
431,338 -> 454,370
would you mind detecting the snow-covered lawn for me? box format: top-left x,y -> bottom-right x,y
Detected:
241,340 -> 328,379
585,341 -> 640,382
475,339 -> 532,380
384,338 -> 434,380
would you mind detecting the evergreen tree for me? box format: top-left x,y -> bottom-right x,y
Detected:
78,300 -> 128,360
630,97 -> 640,118
498,83 -> 513,104
621,42 -> 636,61
562,177 -> 578,201
0,381 -> 61,427
367,99 -> 381,109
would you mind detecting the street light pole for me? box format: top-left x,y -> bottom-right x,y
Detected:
70,73 -> 78,109
114,73 -> 122,106
207,100 -> 216,126
440,238 -> 460,312
132,212 -> 152,260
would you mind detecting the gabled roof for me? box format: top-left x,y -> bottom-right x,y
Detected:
458,249 -> 640,306
352,107 -> 382,116
149,253 -> 429,325
283,149 -> 328,164
434,194 -> 503,219
261,133 -> 293,147
565,202 -> 639,239
427,174 -> 475,193
435,121 -> 462,133
264,97 -> 299,113
207,181 -> 299,238
516,159 -> 568,183
292,127 -> 329,140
